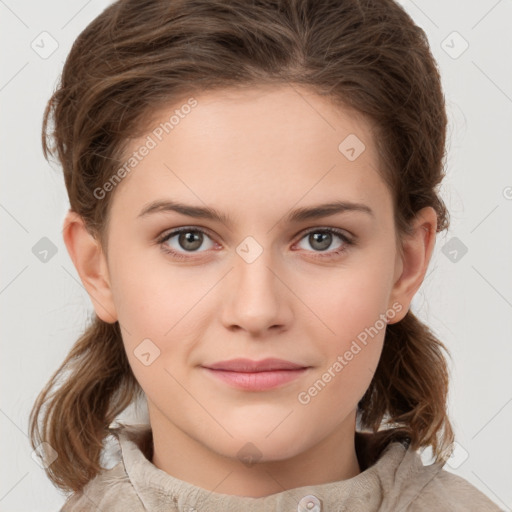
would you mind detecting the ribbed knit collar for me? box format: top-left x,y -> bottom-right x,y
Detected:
106,423 -> 441,511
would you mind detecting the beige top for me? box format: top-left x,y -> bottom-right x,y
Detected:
60,424 -> 503,511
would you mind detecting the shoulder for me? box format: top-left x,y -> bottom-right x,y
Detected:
371,439 -> 503,512
59,460 -> 145,512
59,424 -> 157,512
406,468 -> 504,512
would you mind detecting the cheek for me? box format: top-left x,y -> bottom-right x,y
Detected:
298,296 -> 387,419
294,263 -> 391,394
296,262 -> 392,336
109,255 -> 201,373
109,248 -> 184,329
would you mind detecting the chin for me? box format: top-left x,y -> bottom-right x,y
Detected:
215,424 -> 313,463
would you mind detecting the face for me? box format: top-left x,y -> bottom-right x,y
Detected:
96,85 -> 408,464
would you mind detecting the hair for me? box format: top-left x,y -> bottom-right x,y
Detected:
30,0 -> 455,494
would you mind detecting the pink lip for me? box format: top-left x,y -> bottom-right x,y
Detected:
201,358 -> 310,391
203,358 -> 306,372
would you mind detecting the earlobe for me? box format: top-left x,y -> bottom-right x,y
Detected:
62,210 -> 118,324
387,207 -> 437,324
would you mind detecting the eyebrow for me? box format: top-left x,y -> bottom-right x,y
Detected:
137,199 -> 374,225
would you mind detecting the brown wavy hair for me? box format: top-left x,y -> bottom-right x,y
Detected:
30,0 -> 454,494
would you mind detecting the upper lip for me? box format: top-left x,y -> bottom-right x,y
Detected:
202,358 -> 308,372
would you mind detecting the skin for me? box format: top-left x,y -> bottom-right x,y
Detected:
63,84 -> 437,497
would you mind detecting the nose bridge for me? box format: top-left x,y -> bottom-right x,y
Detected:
224,234 -> 288,332
235,234 -> 279,302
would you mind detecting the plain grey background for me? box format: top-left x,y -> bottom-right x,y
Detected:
1,0 -> 511,510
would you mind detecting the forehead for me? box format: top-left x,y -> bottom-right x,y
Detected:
109,84 -> 392,224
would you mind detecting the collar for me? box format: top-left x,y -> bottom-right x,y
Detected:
107,423 -> 424,511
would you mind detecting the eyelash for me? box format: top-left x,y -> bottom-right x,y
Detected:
156,226 -> 355,261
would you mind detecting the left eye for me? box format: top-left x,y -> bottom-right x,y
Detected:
295,228 -> 352,254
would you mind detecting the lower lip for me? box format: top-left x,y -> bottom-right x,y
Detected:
202,367 -> 308,391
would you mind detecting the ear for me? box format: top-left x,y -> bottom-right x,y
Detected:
62,210 -> 118,323
387,206 -> 437,324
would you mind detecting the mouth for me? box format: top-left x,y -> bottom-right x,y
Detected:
200,358 -> 310,391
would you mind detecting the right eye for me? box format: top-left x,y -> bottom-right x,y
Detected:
157,227 -> 217,259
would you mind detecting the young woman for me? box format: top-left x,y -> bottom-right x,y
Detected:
30,0 -> 502,510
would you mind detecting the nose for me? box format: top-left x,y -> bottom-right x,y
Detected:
221,240 -> 293,336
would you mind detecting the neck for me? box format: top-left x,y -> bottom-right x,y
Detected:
149,405 -> 361,497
